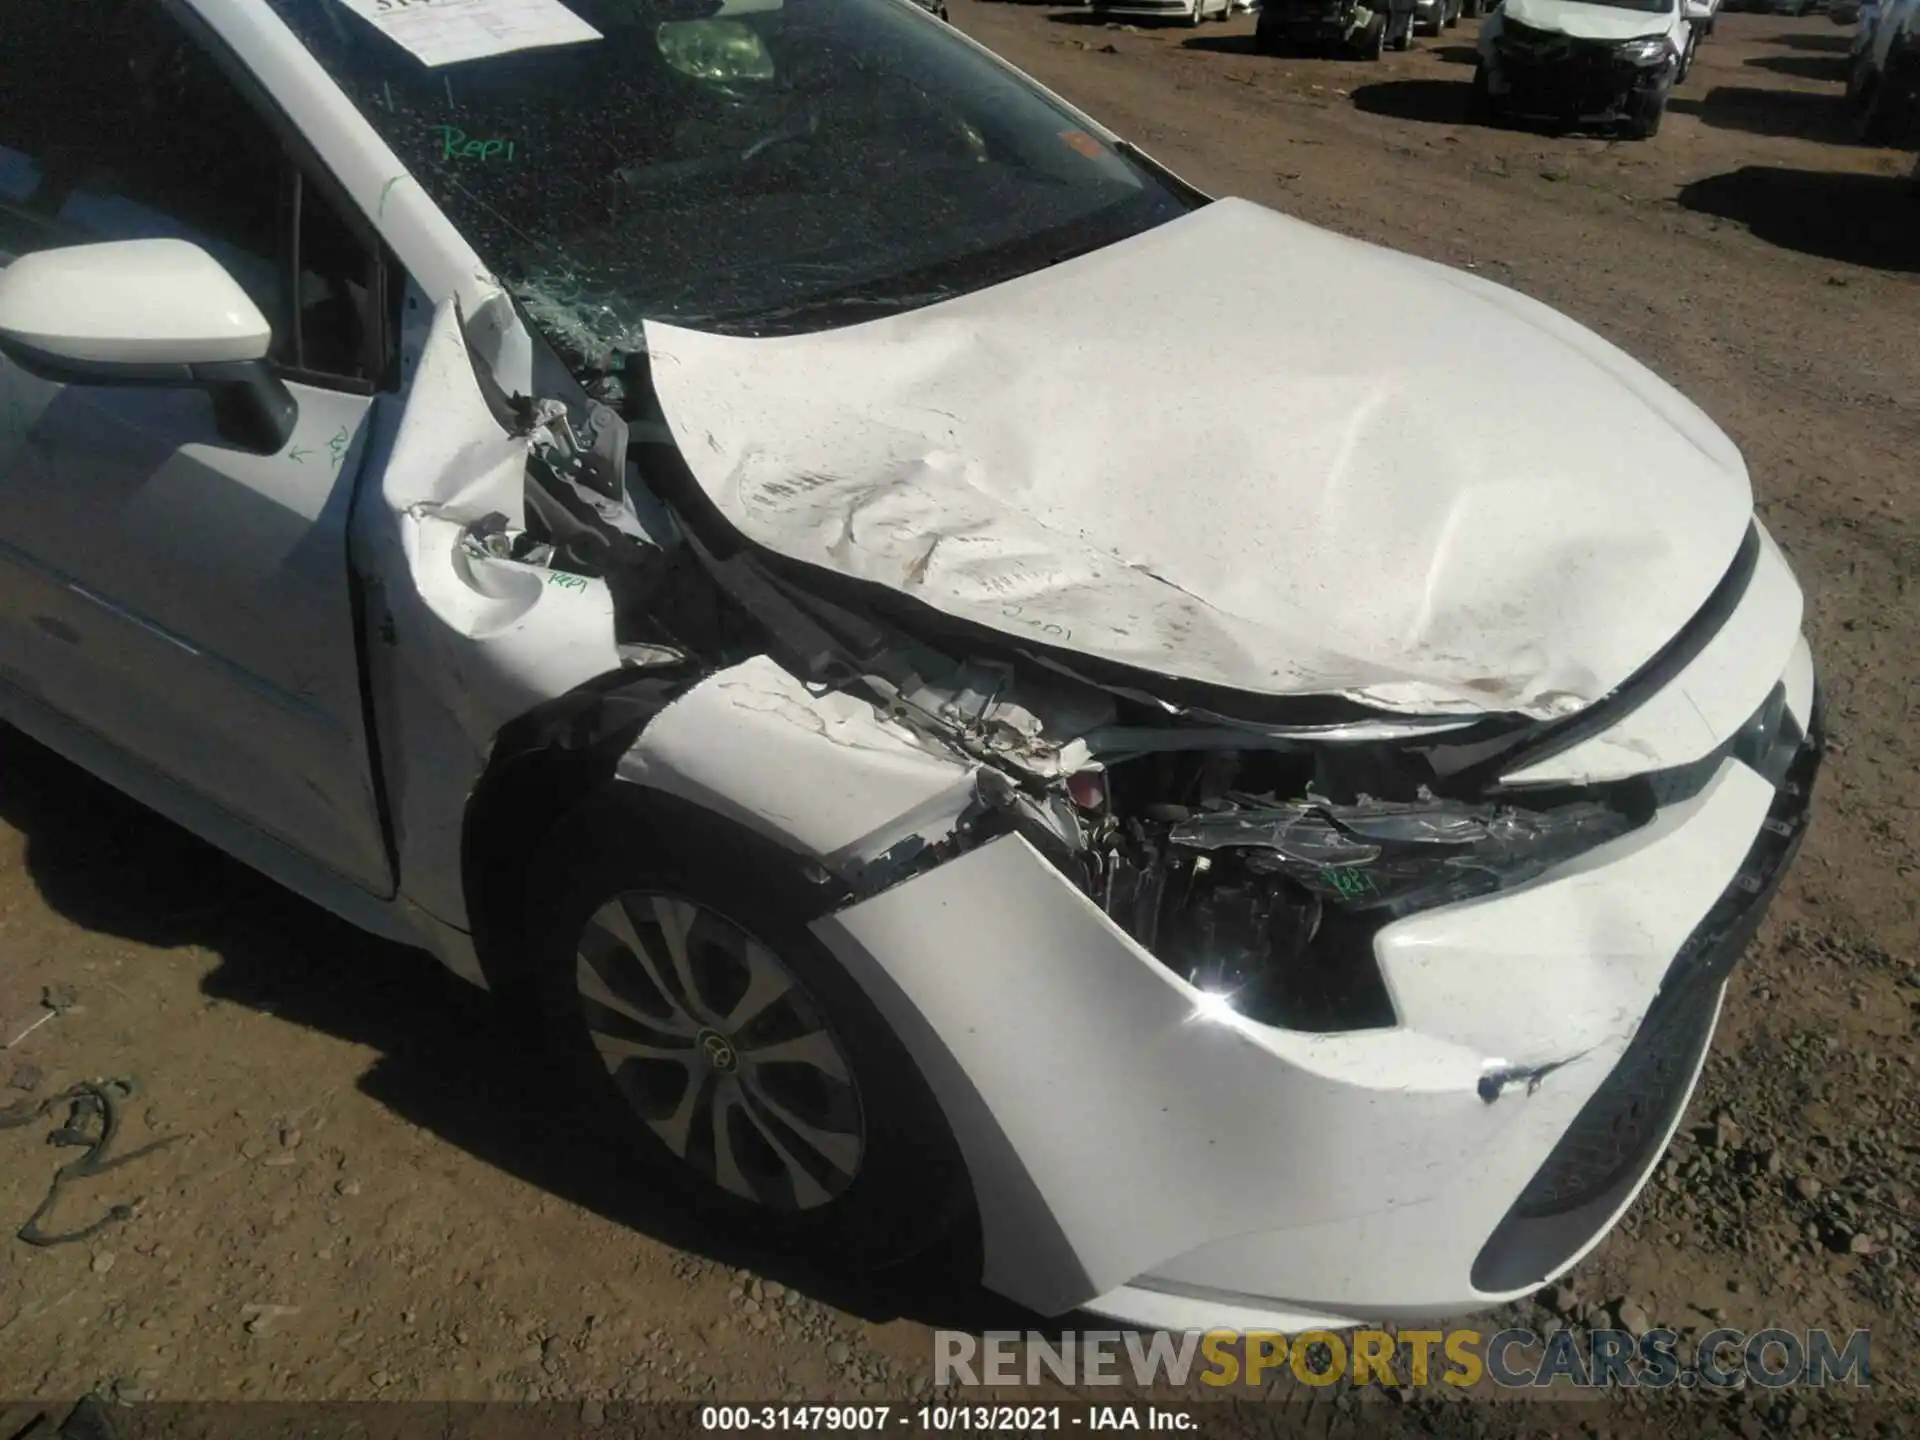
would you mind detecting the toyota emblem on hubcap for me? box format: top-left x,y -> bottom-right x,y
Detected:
696,1028 -> 739,1073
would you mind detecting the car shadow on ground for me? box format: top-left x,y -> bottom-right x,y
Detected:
1349,78 -> 1477,123
1678,165 -> 1920,270
1745,52 -> 1853,80
1431,42 -> 1479,64
0,724 -> 1041,1337
1762,29 -> 1853,50
1667,84 -> 1850,140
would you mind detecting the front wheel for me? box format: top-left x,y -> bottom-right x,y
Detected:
526,794 -> 974,1269
1187,0 -> 1206,24
1678,30 -> 1697,82
1625,88 -> 1667,138
1353,14 -> 1387,56
1469,62 -> 1504,123
1853,55 -> 1919,143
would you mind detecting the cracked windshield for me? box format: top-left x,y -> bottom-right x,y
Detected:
269,0 -> 1189,381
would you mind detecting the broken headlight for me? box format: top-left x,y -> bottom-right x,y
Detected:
1167,795 -> 1634,916
1095,778 -> 1640,1032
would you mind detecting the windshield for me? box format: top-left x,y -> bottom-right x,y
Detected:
268,0 -> 1190,377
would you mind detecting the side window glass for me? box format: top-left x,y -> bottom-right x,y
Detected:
0,0 -> 380,386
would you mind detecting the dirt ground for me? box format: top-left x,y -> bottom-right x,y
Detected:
1,6 -> 1916,1434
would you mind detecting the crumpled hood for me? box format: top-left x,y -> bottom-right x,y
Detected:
644,199 -> 1752,720
1498,0 -> 1676,41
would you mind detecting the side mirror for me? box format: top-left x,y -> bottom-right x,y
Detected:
1682,0 -> 1711,18
0,238 -> 298,454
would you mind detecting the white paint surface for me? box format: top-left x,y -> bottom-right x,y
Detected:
648,199 -> 1754,721
1499,0 -> 1681,40
0,239 -> 270,365
816,758 -> 1770,1321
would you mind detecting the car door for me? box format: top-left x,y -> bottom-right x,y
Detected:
0,0 -> 395,896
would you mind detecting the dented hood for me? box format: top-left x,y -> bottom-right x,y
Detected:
1498,0 -> 1680,41
644,199 -> 1753,720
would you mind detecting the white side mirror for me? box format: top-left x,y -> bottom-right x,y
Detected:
0,238 -> 270,366
1682,0 -> 1710,19
0,238 -> 296,453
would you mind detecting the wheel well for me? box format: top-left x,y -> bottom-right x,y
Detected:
460,670 -> 694,1000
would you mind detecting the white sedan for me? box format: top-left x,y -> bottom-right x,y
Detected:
0,0 -> 1820,1330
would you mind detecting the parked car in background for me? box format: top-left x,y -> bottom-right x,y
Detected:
1474,0 -> 1710,137
1094,0 -> 1234,21
1256,0 -> 1393,54
1852,0 -> 1884,50
1849,0 -> 1920,141
1416,0 -> 1466,34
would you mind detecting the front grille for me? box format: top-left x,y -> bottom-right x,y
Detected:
1469,685 -> 1823,1293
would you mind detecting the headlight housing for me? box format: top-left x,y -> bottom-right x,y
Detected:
1094,779 -> 1645,1032
1619,34 -> 1672,64
1168,795 -> 1636,917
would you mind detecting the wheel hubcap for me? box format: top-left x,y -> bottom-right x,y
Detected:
574,892 -> 865,1211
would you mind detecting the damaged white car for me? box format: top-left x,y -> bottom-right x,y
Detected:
0,0 -> 1821,1330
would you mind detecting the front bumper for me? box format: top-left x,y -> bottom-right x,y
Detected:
815,669 -> 1818,1325
812,518 -> 1818,1327
1488,43 -> 1673,124
1259,3 -> 1376,39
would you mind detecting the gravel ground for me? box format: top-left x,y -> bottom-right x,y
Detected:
1,6 -> 1916,1436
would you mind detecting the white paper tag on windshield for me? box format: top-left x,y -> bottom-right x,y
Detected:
335,0 -> 602,69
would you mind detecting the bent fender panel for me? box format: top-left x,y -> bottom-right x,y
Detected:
353,298 -> 625,928
615,654 -> 980,869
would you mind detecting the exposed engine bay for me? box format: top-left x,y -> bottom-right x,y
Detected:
481,381 -> 1668,1033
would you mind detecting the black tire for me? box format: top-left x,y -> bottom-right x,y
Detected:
1462,0 -> 1482,15
1625,88 -> 1667,138
1353,14 -> 1387,55
525,791 -> 974,1271
1850,67 -> 1891,143
1855,55 -> 1920,144
1469,61 -> 1502,122
1444,0 -> 1461,26
1187,0 -> 1205,24
1678,30 -> 1696,82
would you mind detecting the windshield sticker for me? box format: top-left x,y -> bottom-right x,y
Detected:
333,0 -> 601,69
430,125 -> 517,161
